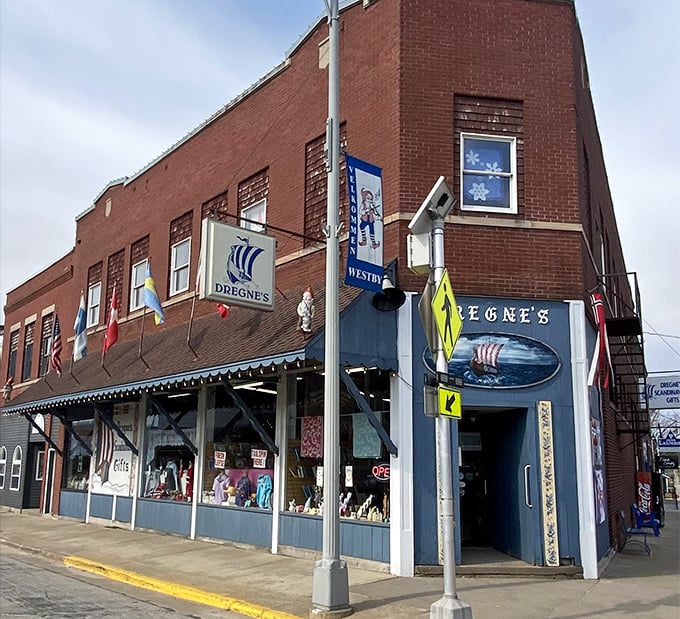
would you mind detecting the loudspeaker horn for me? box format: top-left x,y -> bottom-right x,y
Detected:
372,259 -> 406,312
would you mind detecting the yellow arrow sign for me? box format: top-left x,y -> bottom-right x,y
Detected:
431,269 -> 462,361
438,386 -> 462,418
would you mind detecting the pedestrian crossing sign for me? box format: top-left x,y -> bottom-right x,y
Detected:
431,269 -> 461,362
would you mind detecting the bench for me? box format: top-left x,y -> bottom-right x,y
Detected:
631,503 -> 661,536
618,510 -> 650,555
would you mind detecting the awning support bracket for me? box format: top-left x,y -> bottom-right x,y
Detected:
21,412 -> 62,456
147,395 -> 198,456
220,380 -> 279,456
52,410 -> 93,456
339,368 -> 398,456
94,405 -> 139,456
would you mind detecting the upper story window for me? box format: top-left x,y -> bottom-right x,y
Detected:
39,315 -> 53,376
169,211 -> 193,296
106,250 -> 125,319
7,329 -> 19,383
240,199 -> 266,232
130,258 -> 148,312
87,282 -> 101,328
21,321 -> 35,382
0,446 -> 6,489
202,191 -> 228,222
238,169 -> 268,233
170,238 -> 191,295
460,133 -> 517,214
10,445 -> 22,491
303,126 -> 347,248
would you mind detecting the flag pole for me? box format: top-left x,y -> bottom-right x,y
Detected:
187,290 -> 197,345
139,308 -> 147,359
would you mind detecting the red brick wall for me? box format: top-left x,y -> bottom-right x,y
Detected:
2,0 -> 629,387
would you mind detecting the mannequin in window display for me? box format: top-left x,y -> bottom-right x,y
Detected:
213,470 -> 230,505
184,461 -> 194,500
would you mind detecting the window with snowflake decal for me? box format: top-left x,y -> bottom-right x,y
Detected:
460,133 -> 517,214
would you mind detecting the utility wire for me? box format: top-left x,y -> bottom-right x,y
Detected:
643,320 -> 680,359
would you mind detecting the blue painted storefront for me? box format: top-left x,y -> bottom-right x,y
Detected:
411,296 -> 583,567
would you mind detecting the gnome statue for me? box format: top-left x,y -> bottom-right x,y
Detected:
297,285 -> 315,337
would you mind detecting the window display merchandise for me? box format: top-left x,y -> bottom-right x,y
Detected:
286,369 -> 391,522
142,392 -> 197,501
201,382 -> 276,509
64,419 -> 93,490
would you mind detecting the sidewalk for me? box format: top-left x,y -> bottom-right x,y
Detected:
1,507 -> 678,618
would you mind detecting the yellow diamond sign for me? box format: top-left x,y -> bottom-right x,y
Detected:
431,269 -> 462,362
438,386 -> 462,418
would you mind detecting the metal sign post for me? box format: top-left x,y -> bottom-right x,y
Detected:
408,177 -> 472,619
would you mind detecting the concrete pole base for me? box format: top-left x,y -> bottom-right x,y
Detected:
430,595 -> 473,619
310,559 -> 352,618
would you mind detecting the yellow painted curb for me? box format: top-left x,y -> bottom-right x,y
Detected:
64,556 -> 302,619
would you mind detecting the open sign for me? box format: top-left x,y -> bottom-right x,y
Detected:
372,463 -> 390,482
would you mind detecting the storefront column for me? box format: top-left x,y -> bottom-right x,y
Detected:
271,371 -> 290,554
391,293 -> 415,577
569,300 -> 598,578
191,385 -> 207,540
131,392 -> 148,531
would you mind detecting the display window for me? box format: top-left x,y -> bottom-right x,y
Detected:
64,419 -> 94,490
142,392 -> 198,502
202,382 -> 276,509
286,369 -> 391,523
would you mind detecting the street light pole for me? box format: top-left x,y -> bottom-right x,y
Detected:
311,0 -> 351,615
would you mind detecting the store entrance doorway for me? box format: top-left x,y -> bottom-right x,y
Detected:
459,407 -> 538,565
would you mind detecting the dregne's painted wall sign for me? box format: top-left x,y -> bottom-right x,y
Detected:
424,333 -> 561,389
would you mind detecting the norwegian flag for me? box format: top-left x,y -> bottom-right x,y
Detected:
587,292 -> 614,388
50,313 -> 63,376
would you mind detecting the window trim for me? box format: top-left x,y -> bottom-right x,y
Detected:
9,445 -> 22,491
87,282 -> 101,328
0,446 -> 6,489
170,237 -> 191,296
130,258 -> 148,312
240,198 -> 267,232
39,316 -> 53,377
460,132 -> 517,214
35,449 -> 45,481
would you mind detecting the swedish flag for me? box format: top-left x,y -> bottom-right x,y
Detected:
144,262 -> 165,325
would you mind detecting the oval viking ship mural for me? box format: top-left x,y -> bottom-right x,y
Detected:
424,333 -> 561,389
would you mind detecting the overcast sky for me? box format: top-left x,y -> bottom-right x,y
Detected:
1,0 -> 678,378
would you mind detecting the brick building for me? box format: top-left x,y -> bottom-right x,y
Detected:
1,0 -> 649,579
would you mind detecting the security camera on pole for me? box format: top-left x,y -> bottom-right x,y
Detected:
408,177 -> 473,619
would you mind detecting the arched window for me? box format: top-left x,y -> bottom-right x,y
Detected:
0,446 -> 7,489
31,413 -> 45,435
10,446 -> 22,491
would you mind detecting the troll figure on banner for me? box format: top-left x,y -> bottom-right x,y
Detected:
359,188 -> 382,250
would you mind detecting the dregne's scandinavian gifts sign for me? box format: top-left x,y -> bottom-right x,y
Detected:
345,154 -> 384,293
200,218 -> 276,311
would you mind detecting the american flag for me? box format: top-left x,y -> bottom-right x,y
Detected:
50,313 -> 63,376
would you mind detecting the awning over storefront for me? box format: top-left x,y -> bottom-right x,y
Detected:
1,285 -> 398,416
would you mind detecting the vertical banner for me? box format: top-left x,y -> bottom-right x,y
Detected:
591,417 -> 606,524
91,403 -> 138,496
345,154 -> 384,292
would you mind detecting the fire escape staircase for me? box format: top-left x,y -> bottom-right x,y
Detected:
600,272 -> 649,436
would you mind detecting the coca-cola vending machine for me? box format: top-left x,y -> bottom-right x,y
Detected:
637,470 -> 665,526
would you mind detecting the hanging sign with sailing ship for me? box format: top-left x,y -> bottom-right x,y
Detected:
199,218 -> 276,311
